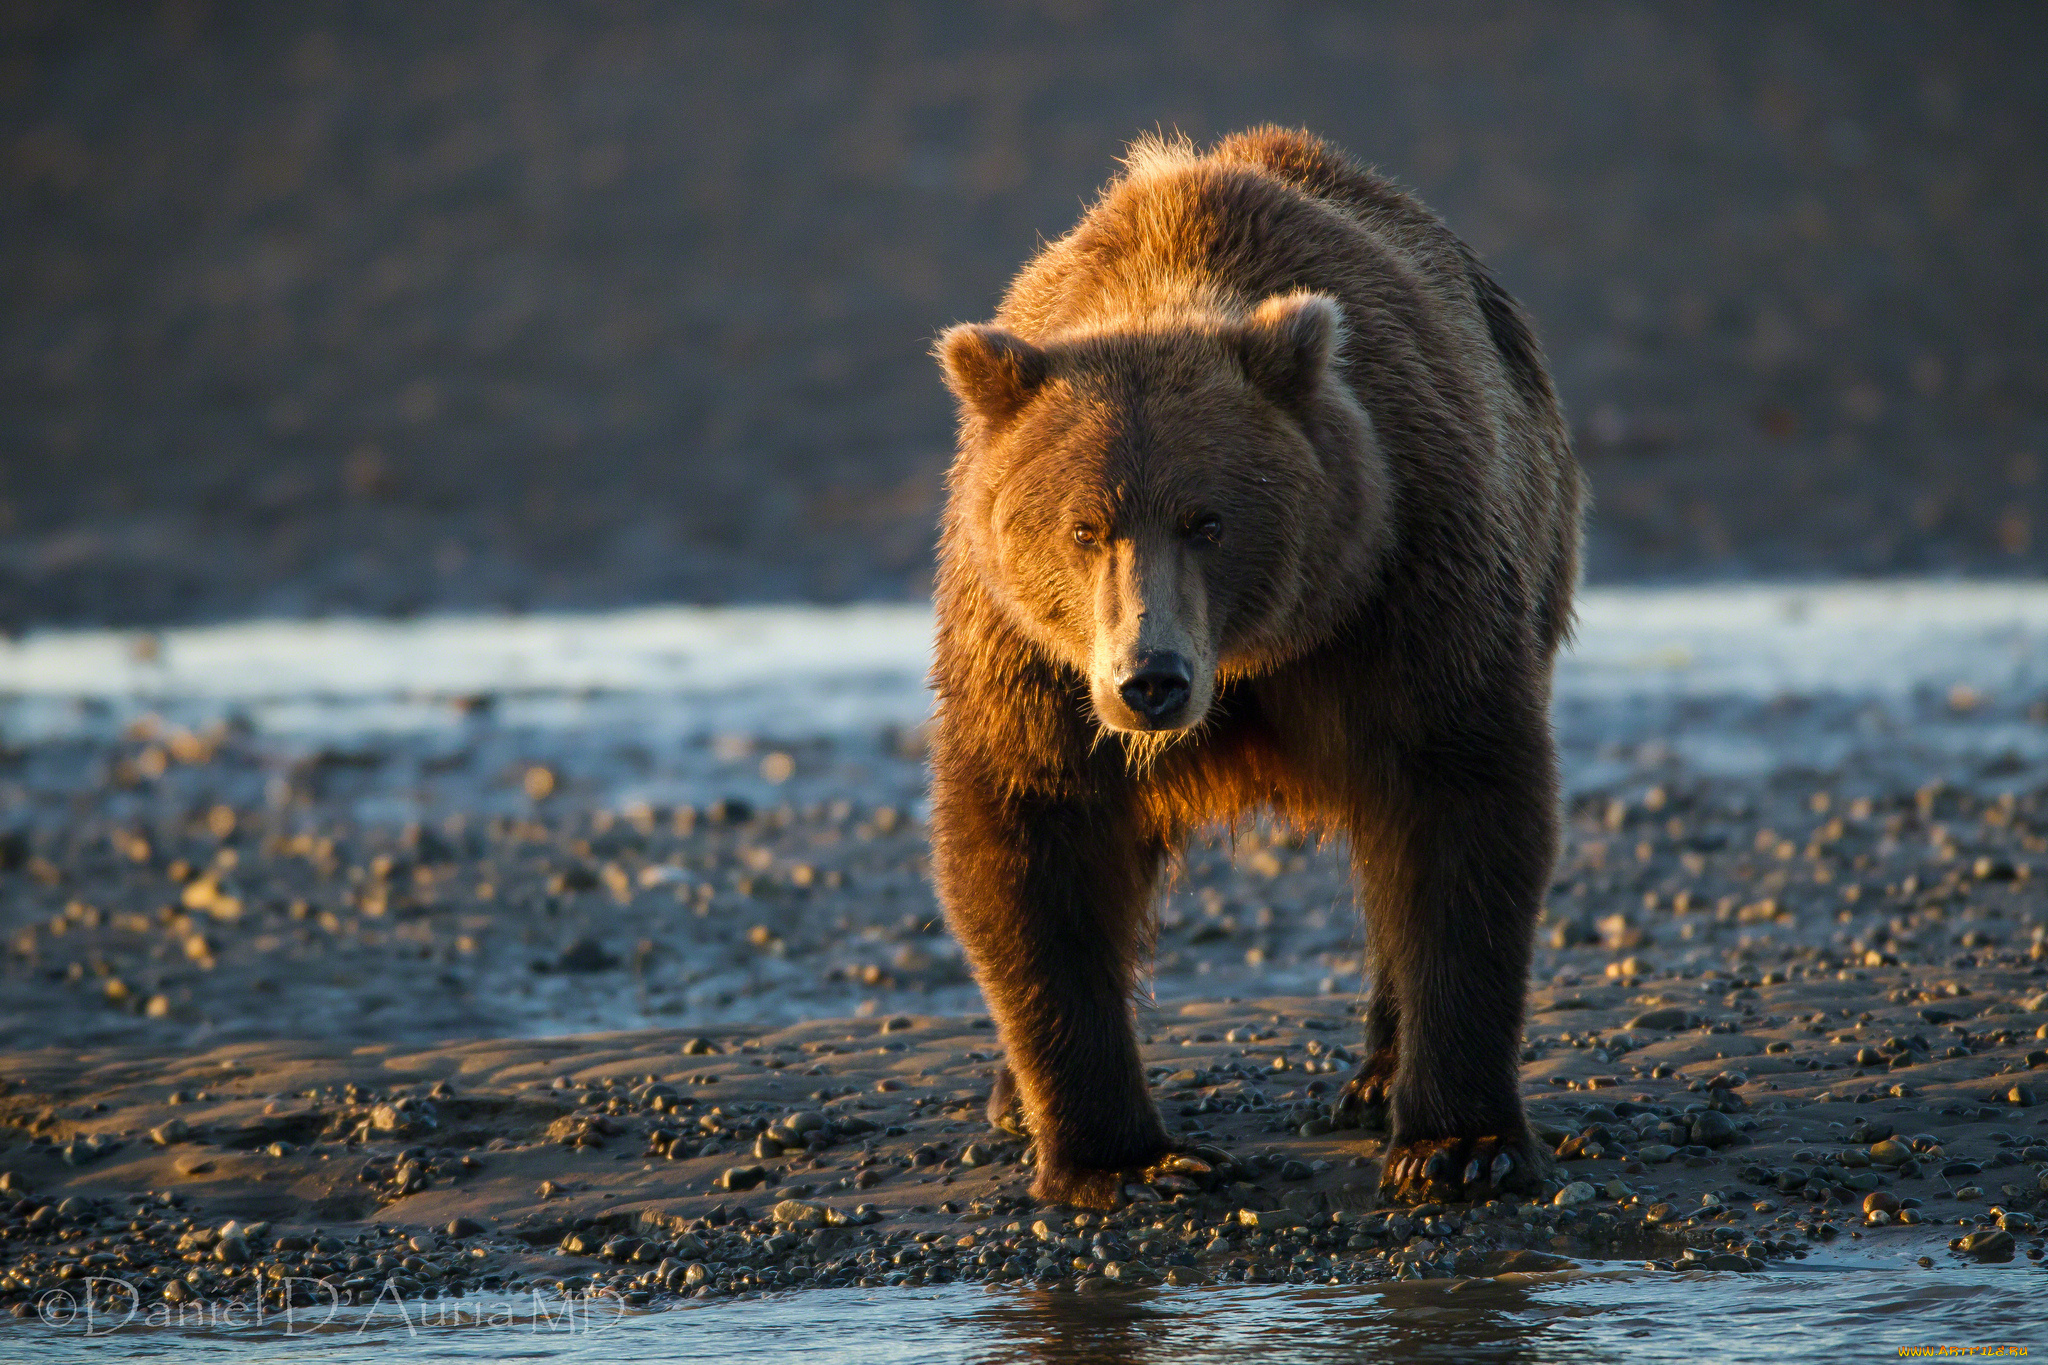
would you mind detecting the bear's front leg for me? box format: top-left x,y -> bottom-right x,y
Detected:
930,772 -> 1179,1208
1360,708 -> 1559,1204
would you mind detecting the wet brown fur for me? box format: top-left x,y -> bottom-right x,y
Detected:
928,128 -> 1584,1207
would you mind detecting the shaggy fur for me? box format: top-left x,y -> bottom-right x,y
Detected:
928,127 -> 1584,1208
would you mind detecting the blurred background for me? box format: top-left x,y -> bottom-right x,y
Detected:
2,0 -> 2042,631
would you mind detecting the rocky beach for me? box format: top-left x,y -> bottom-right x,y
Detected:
0,588 -> 2044,1326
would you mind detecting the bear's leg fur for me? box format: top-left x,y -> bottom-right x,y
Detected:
1331,977 -> 1399,1132
1357,696 -> 1558,1204
933,777 -> 1179,1208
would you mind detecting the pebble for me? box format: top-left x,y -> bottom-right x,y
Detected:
558,938 -> 620,972
771,1200 -> 828,1227
1628,1008 -> 1705,1031
1237,1208 -> 1302,1230
1688,1111 -> 1738,1148
1954,1229 -> 2015,1261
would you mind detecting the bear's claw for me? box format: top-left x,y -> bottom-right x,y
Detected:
1329,1053 -> 1397,1132
1378,1132 -> 1547,1205
986,1064 -> 1028,1136
1032,1143 -> 1241,1211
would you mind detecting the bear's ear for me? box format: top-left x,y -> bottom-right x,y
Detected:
936,324 -> 1050,426
1239,291 -> 1343,408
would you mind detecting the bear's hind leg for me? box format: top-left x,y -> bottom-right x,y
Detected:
1361,709 -> 1558,1204
1330,979 -> 1398,1132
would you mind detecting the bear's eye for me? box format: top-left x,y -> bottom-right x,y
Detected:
1071,525 -> 1100,547
1187,514 -> 1222,543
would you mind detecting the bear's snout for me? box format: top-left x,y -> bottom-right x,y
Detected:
1116,651 -> 1193,726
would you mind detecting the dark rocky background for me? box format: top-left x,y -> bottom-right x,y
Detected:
2,1 -> 2043,630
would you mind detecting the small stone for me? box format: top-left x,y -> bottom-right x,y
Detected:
1492,1249 -> 1575,1273
1862,1191 -> 1901,1216
1278,1160 -> 1312,1181
1637,1144 -> 1677,1164
1554,1181 -> 1596,1206
1956,1229 -> 2015,1261
1868,1139 -> 1910,1167
772,1200 -> 827,1226
1689,1111 -> 1738,1148
2005,1085 -> 2037,1108
214,1235 -> 250,1265
558,938 -> 620,972
447,1217 -> 484,1238
150,1118 -> 190,1146
1237,1208 -> 1302,1230
1628,1007 -> 1705,1031
717,1165 -> 767,1192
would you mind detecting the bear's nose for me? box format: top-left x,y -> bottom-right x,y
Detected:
1118,652 -> 1192,723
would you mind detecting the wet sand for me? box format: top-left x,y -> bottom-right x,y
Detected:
1,963 -> 2044,1312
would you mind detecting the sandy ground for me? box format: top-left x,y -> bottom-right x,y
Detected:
0,591 -> 2045,1313
5,4 -> 2047,630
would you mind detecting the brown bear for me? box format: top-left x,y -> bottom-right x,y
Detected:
928,127 -> 1583,1209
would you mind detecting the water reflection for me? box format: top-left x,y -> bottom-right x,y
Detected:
907,1264 -> 2044,1365
11,1262 -> 2044,1364
940,1277 -> 1598,1365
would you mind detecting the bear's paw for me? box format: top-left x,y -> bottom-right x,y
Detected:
1378,1131 -> 1550,1205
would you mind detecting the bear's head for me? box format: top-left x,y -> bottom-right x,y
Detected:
938,292 -> 1383,737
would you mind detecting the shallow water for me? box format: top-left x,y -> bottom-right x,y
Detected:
15,1259 -> 2046,1364
4,583 -> 2046,745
